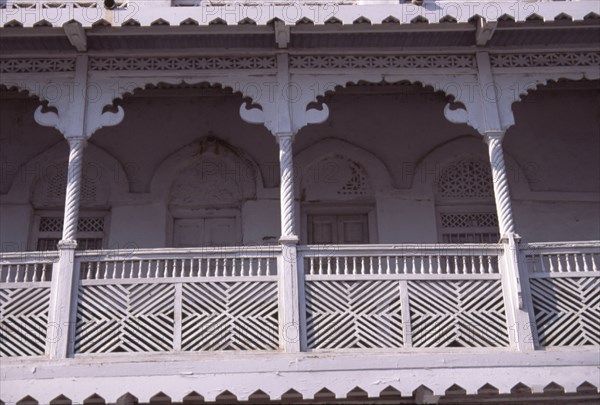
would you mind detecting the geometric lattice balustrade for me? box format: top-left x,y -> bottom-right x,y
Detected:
75,283 -> 176,353
75,248 -> 279,353
306,280 -> 404,349
525,243 -> 600,347
530,277 -> 600,346
303,244 -> 509,350
409,280 -> 509,347
0,256 -> 55,357
182,281 -> 278,351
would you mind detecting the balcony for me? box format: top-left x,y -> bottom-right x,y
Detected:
1,241 -> 598,403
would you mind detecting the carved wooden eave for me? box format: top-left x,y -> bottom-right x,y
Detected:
1,5 -> 599,52
0,1 -> 599,28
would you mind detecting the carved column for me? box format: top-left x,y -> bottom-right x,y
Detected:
47,137 -> 87,359
483,132 -> 536,350
277,132 -> 297,240
484,131 -> 515,237
61,137 -> 86,243
276,132 -> 301,352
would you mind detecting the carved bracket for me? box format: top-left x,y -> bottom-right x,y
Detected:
443,69 -> 600,134
238,76 -> 330,135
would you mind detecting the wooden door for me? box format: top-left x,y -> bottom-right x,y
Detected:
308,214 -> 369,244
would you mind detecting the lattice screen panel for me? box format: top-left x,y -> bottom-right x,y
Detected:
409,280 -> 509,347
438,159 -> 493,199
531,277 -> 600,346
41,162 -> 98,206
0,286 -> 51,357
75,283 -> 176,353
306,280 -> 403,349
39,217 -> 105,233
181,282 -> 278,351
441,213 -> 498,228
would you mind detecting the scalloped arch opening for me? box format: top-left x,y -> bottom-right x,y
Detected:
320,79 -> 457,105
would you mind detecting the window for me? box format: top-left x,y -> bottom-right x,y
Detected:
438,211 -> 499,244
301,154 -> 376,245
32,212 -> 107,251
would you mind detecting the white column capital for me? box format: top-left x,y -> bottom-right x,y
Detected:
483,131 -> 506,143
275,132 -> 295,143
65,136 -> 87,148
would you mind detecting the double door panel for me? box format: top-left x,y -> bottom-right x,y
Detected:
174,217 -> 239,247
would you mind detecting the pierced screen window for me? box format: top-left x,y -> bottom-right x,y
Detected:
34,215 -> 106,251
435,158 -> 500,243
439,212 -> 500,244
308,214 -> 369,245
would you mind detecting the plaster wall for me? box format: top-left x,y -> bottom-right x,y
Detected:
0,204 -> 31,252
108,203 -> 167,249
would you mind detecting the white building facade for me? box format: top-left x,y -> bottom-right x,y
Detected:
0,0 -> 599,403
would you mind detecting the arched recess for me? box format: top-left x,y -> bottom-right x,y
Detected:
151,137 -> 261,247
6,142 -> 129,251
0,85 -> 65,195
412,136 -> 531,243
294,138 -> 393,244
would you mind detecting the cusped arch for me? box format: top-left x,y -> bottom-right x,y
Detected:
411,135 -> 531,199
96,78 -> 268,130
300,77 -> 472,129
151,137 -> 264,206
294,138 -> 394,200
5,141 -> 129,205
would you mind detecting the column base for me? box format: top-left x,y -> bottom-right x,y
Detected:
500,233 -> 521,244
279,235 -> 299,245
57,240 -> 78,250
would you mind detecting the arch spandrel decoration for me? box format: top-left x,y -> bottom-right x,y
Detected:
301,154 -> 372,202
166,138 -> 257,208
170,156 -> 244,207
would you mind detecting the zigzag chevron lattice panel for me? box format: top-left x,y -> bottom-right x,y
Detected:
531,277 -> 600,346
75,283 -> 176,353
409,280 -> 509,347
306,280 -> 403,349
182,282 -> 278,351
0,286 -> 51,357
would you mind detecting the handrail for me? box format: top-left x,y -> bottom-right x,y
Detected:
75,245 -> 281,259
0,251 -> 59,262
299,243 -> 503,255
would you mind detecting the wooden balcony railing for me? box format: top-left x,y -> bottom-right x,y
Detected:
1,241 -> 598,359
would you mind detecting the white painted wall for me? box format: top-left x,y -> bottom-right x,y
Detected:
0,204 -> 31,252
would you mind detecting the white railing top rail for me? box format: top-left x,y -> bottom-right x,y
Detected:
299,243 -> 503,256
0,251 -> 59,263
75,245 -> 281,260
522,240 -> 600,254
